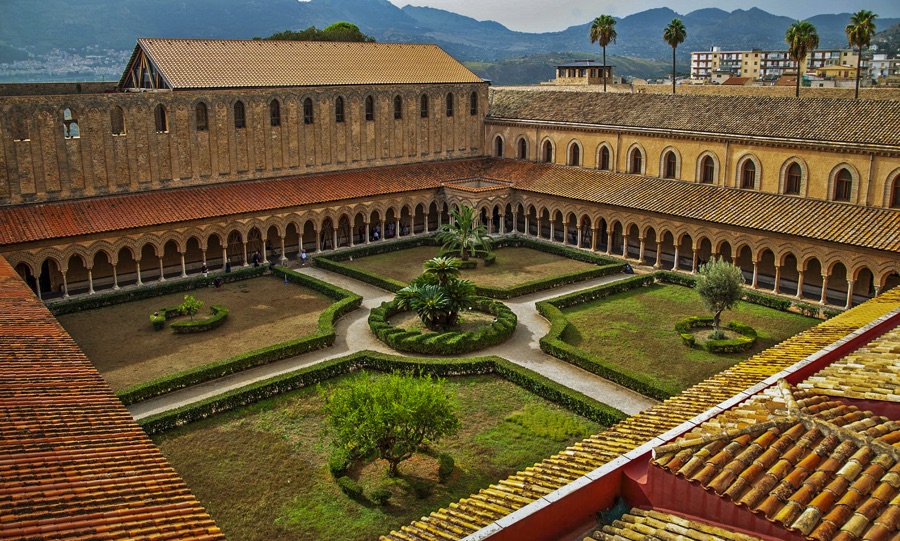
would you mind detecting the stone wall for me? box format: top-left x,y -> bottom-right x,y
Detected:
0,83 -> 488,205
633,84 -> 900,100
0,82 -> 117,96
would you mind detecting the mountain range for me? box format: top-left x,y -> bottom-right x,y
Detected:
0,0 -> 897,84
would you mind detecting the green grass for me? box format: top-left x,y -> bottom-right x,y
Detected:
560,284 -> 819,394
153,373 -> 599,541
344,246 -> 596,289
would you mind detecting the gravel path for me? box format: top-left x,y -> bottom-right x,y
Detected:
127,266 -> 657,420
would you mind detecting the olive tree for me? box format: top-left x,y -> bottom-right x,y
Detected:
695,257 -> 745,338
323,372 -> 460,476
178,295 -> 204,321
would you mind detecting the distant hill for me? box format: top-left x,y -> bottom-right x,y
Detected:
0,0 -> 896,84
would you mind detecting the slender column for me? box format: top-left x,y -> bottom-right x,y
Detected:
242,242 -> 249,266
638,237 -> 646,262
874,285 -> 882,297
87,269 -> 94,295
621,234 -> 628,258
365,223 -> 371,245
751,261 -> 759,288
298,234 -> 303,254
773,265 -> 781,294
577,226 -> 583,247
222,246 -> 228,271
524,215 -> 530,235
180,253 -> 187,278
62,271 -> 69,299
112,265 -> 119,290
820,274 -> 829,305
261,245 -> 269,264
500,215 -> 506,235
202,250 -> 207,265
136,261 -> 143,286
536,219 -> 542,238
316,229 -> 321,252
549,220 -> 555,242
606,231 -> 614,256
654,245 -> 662,269
437,212 -> 442,228
280,238 -> 288,264
672,245 -> 680,270
424,214 -> 430,234
395,218 -> 401,238
158,257 -> 166,282
36,274 -> 42,300
380,219 -> 385,240
591,228 -> 598,252
350,229 -> 355,247
795,271 -> 805,299
332,228 -> 338,250
845,280 -> 855,310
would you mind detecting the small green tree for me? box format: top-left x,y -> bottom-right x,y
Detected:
178,295 -> 204,321
323,372 -> 460,477
436,205 -> 492,261
695,258 -> 745,338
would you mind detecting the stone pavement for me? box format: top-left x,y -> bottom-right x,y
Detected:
127,266 -> 657,420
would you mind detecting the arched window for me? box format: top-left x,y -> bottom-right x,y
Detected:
786,163 -> 802,194
234,101 -> 246,129
154,104 -> 167,133
569,143 -> 581,166
11,115 -> 28,141
420,95 -> 429,118
494,136 -> 503,157
394,95 -> 403,119
470,92 -> 478,116
335,97 -> 345,123
629,148 -> 643,174
303,98 -> 314,124
892,177 -> 900,208
365,96 -> 374,121
663,151 -> 677,178
110,106 -> 126,135
834,168 -> 852,201
542,140 -> 553,163
741,160 -> 756,189
195,103 -> 208,131
446,93 -> 454,117
63,107 -> 80,138
701,156 -> 715,183
599,146 -> 610,170
518,138 -> 527,159
270,99 -> 281,127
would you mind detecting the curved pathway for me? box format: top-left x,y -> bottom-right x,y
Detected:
127,266 -> 657,420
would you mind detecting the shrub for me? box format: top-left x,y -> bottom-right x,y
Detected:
336,476 -> 363,499
370,487 -> 392,505
794,301 -> 820,318
437,453 -> 455,483
328,447 -> 352,478
673,316 -> 756,353
823,308 -> 842,319
409,479 -> 433,499
150,312 -> 166,331
170,305 -> 228,334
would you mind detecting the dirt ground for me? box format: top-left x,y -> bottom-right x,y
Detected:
57,277 -> 333,391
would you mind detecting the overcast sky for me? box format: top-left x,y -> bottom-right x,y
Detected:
387,1 -> 899,33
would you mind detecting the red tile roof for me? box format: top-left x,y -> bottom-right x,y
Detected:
0,257 -> 223,540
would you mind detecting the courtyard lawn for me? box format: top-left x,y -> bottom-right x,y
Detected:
560,283 -> 819,395
57,277 -> 332,391
344,246 -> 597,289
153,373 -> 600,541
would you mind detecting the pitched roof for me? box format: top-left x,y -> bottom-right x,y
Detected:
121,38 -> 483,90
591,508 -> 765,541
480,160 -> 900,253
488,88 -> 900,147
722,76 -> 752,85
0,257 -> 223,540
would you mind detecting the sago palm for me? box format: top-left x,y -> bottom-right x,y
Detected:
663,18 -> 687,95
785,20 -> 819,98
422,256 -> 461,286
846,10 -> 878,100
589,15 -> 617,92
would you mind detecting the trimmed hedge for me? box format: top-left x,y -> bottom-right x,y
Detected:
315,234 -> 625,299
337,476 -> 363,499
674,317 -> 758,353
116,267 -> 362,405
368,296 -> 517,355
49,265 -> 267,315
171,305 -> 229,334
137,351 -> 627,435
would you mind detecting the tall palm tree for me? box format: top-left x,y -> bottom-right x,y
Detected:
435,205 -> 492,261
785,20 -> 820,98
589,15 -> 617,92
846,10 -> 878,100
663,19 -> 687,95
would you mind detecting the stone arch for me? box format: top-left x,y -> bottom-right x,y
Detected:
540,138 -> 555,163
493,134 -> 504,157
626,143 -> 646,175
516,136 -> 529,160
827,163 -> 861,203
566,139 -> 583,167
659,146 -> 681,179
696,151 -> 720,184
596,142 -> 614,171
735,153 -> 762,190
883,168 -> 900,208
779,157 -> 809,196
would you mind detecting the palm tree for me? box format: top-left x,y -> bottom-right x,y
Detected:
846,10 -> 878,100
422,256 -> 461,286
785,20 -> 820,98
589,15 -> 617,92
435,205 -> 492,261
663,19 -> 687,95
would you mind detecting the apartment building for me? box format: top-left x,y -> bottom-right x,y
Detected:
691,46 -> 859,81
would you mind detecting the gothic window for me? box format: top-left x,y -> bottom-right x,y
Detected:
420,95 -> 429,118
786,163 -> 802,194
891,177 -> 900,208
303,98 -> 314,124
701,156 -> 715,183
195,103 -> 208,131
335,97 -> 345,123
394,95 -> 403,120
741,160 -> 756,189
470,92 -> 478,115
446,93 -> 454,117
270,99 -> 281,127
494,135 -> 503,157
154,105 -> 167,133
629,148 -> 643,174
569,143 -> 581,166
11,115 -> 29,141
663,151 -> 677,178
365,96 -> 374,121
234,101 -> 246,129
110,106 -> 126,135
518,138 -> 527,159
63,108 -> 80,138
834,168 -> 852,201
599,146 -> 610,170
542,140 -> 553,163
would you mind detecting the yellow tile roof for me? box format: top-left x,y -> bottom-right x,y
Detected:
590,508 -> 765,541
125,38 -> 484,89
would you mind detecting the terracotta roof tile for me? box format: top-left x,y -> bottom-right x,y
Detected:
590,508 -> 765,541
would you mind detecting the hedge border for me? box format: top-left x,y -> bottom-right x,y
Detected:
314,235 -> 624,299
674,316 -> 758,353
116,267 -> 362,405
368,296 -> 517,355
137,350 -> 628,436
171,305 -> 229,334
49,265 -> 267,316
